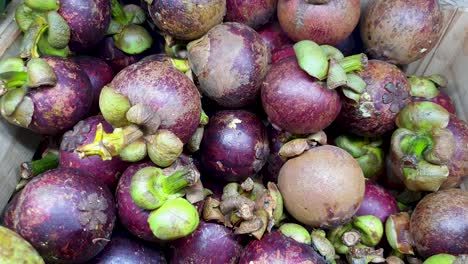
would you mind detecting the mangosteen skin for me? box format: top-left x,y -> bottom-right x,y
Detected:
116,162 -> 157,242
442,115 -> 468,189
262,56 -> 341,135
277,0 -> 360,45
89,230 -> 167,264
9,168 -> 116,263
188,22 -> 271,108
271,45 -> 295,64
257,22 -> 293,53
74,57 -> 114,113
201,110 -> 269,182
261,125 -> 286,183
148,0 -> 226,40
410,189 -> 468,258
338,60 -> 411,137
59,0 -> 111,50
225,0 -> 277,30
278,145 -> 365,228
109,58 -> 202,143
239,231 -> 327,264
361,0 -> 443,65
59,115 -> 129,190
97,37 -> 143,73
355,180 -> 399,223
413,92 -> 456,115
28,57 -> 93,135
170,222 -> 243,264
2,191 -> 20,230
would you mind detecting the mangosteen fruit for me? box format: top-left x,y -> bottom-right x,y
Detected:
410,189 -> 468,258
16,0 -> 111,56
225,0 -> 277,30
0,226 -> 44,263
277,0 -> 361,45
97,36 -> 144,73
148,0 -> 226,40
8,168 -> 116,263
338,60 -> 412,137
201,110 -> 269,182
90,230 -> 167,263
75,57 -> 202,167
355,180 -> 399,223
0,57 -> 93,135
170,221 -> 243,264
73,56 -> 114,113
361,0 -> 443,65
59,115 -> 129,190
188,22 -> 271,108
257,21 -> 293,53
239,230 -> 327,263
409,74 -> 456,114
278,145 -> 365,228
444,114 -> 468,189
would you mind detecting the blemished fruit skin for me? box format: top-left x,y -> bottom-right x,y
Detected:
188,22 -> 271,108
410,189 -> 468,258
59,115 -> 128,190
59,0 -> 111,50
170,222 -> 243,264
225,0 -> 277,30
148,0 -> 226,40
278,145 -> 365,228
201,110 -> 269,182
8,168 -> 116,263
277,0 -> 361,45
239,231 -> 327,264
338,60 -> 411,137
360,0 -> 443,65
27,57 -> 93,135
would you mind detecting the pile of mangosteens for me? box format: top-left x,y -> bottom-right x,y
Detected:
0,0 -> 467,263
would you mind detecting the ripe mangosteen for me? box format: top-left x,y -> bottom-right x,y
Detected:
59,115 -> 129,190
8,168 -> 116,263
0,57 -> 93,135
278,145 -> 365,228
410,189 -> 468,258
170,221 -> 243,264
257,22 -> 293,53
148,0 -> 226,40
277,0 -> 360,45
361,0 -> 443,65
338,60 -> 411,137
201,110 -> 269,182
188,22 -> 271,108
355,180 -> 399,223
261,56 -> 341,134
225,0 -> 277,29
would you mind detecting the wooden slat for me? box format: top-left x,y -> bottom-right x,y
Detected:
0,1 -> 40,212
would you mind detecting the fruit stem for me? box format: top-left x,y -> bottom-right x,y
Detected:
161,169 -> 195,194
339,54 -> 368,73
20,151 -> 59,179
110,0 -> 129,25
76,123 -> 144,160
20,23 -> 49,59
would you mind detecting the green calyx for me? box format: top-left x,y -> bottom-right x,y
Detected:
99,86 -> 132,128
279,223 -> 311,245
311,230 -> 336,264
423,254 -> 456,264
294,40 -> 367,103
409,74 -> 447,99
113,24 -> 153,55
24,0 -> 59,11
26,58 -> 57,87
352,215 -> 384,247
148,197 -> 200,240
170,58 -> 190,73
335,134 -> 384,178
392,102 -> 455,191
328,224 -> 353,254
130,166 -> 197,210
385,213 -> 414,255
109,0 -> 153,55
76,123 -> 144,160
46,11 -> 70,49
146,130 -> 184,168
119,139 -> 147,162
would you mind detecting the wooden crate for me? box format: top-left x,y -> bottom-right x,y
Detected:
0,0 -> 467,212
